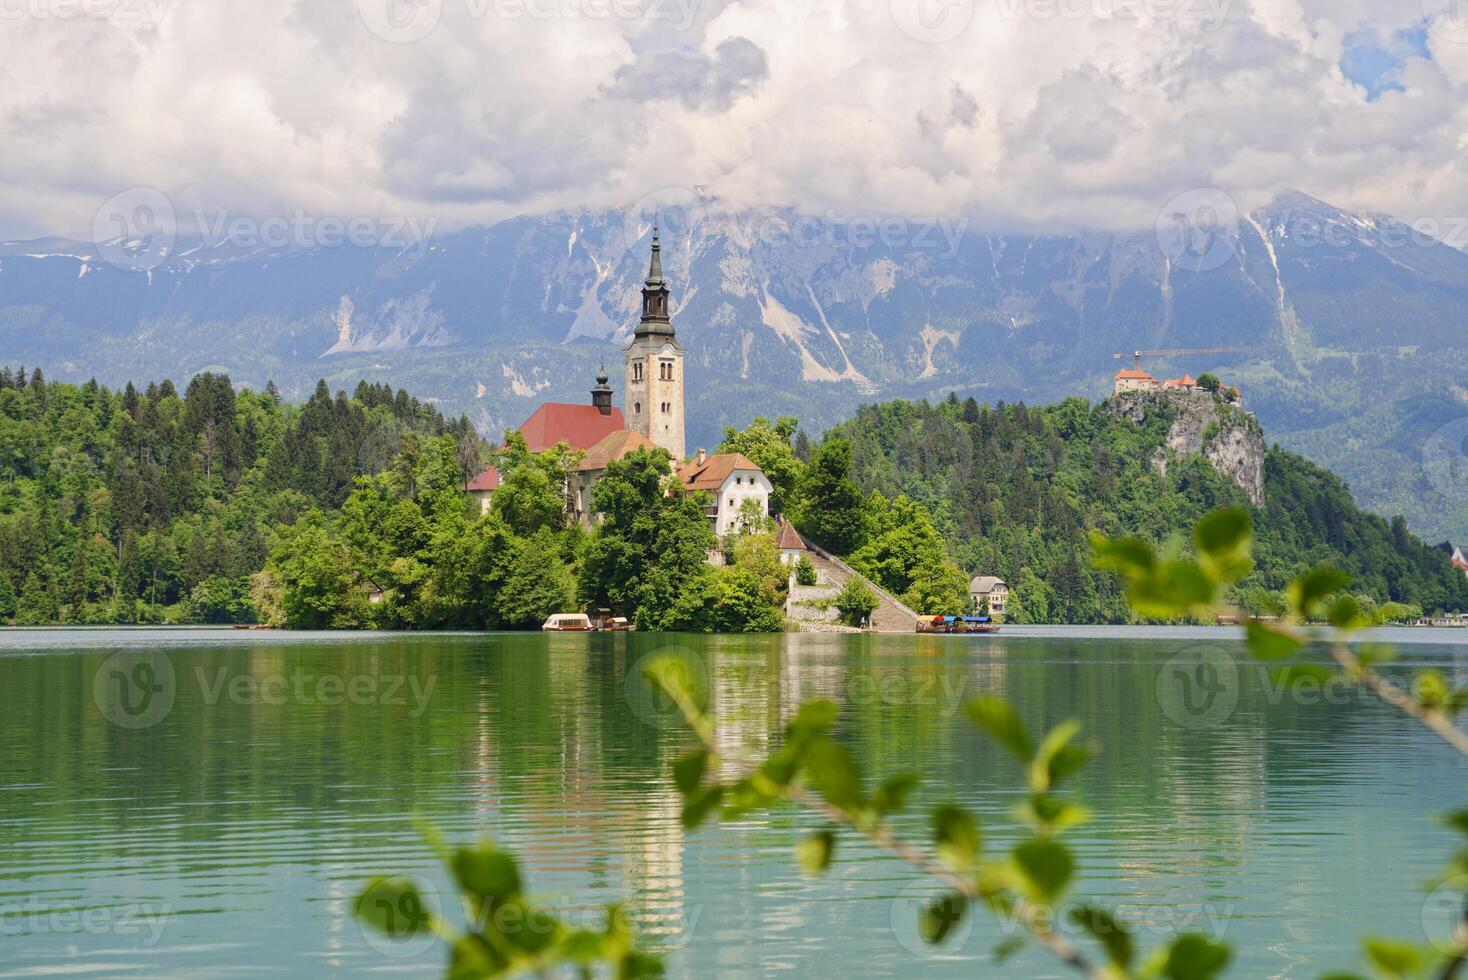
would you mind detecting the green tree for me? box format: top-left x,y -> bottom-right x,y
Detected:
497,529 -> 577,628
1196,373 -> 1221,392
718,416 -> 804,515
15,573 -> 52,625
267,513 -> 368,629
580,448 -> 718,630
832,577 -> 879,627
0,571 -> 13,621
794,555 -> 818,587
794,438 -> 869,556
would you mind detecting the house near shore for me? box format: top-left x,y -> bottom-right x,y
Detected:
464,230 -> 774,536
677,450 -> 772,536
969,576 -> 1009,617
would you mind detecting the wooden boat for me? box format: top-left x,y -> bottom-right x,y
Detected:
915,615 -> 1001,635
541,614 -> 593,632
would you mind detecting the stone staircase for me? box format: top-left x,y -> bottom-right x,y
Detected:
792,535 -> 919,635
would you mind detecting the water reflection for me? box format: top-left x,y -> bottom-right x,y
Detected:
0,630 -> 1460,977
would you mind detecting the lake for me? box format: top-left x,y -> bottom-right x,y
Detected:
1,626 -> 1464,978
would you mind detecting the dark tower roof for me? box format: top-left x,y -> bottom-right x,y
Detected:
591,363 -> 614,415
635,221 -> 675,339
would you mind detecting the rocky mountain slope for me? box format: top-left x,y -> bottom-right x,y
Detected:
4,191 -> 1468,537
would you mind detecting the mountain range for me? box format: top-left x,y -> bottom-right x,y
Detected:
4,191 -> 1468,540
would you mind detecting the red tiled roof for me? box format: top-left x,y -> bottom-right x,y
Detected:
1115,369 -> 1155,380
578,429 -> 656,471
466,467 -> 500,492
677,453 -> 762,494
518,404 -> 626,453
775,520 -> 805,551
1163,373 -> 1198,388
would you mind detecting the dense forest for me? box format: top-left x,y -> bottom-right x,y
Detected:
826,394 -> 1468,622
1,368 -> 1463,628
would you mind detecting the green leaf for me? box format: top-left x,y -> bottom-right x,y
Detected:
672,750 -> 710,795
617,951 -> 666,978
1014,794 -> 1092,832
1029,720 -> 1095,793
1286,566 -> 1352,619
681,784 -> 725,829
872,772 -> 922,816
796,830 -> 835,875
1127,560 -> 1218,619
919,893 -> 969,945
789,699 -> 839,736
1414,669 -> 1451,710
452,844 -> 522,904
498,898 -> 560,954
966,697 -> 1033,762
641,655 -> 707,717
448,933 -> 505,980
1090,533 -> 1158,575
1163,933 -> 1231,980
932,805 -> 982,872
1245,620 -> 1303,662
803,736 -> 864,811
355,877 -> 434,939
1443,809 -> 1468,836
1012,839 -> 1074,902
1194,508 -> 1253,582
1327,595 -> 1368,632
1362,936 -> 1426,978
1069,904 -> 1133,969
992,936 -> 1027,962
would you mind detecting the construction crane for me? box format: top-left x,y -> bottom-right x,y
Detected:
1114,347 -> 1241,372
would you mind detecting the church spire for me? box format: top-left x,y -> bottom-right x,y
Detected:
647,218 -> 665,285
637,221 -> 673,336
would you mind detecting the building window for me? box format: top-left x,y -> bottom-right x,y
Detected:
634,402 -> 641,415
660,362 -> 674,381
633,363 -> 644,382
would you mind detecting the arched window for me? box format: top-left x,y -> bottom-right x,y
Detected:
634,402 -> 641,415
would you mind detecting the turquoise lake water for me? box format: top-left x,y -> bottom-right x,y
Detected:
0,627 -> 1464,977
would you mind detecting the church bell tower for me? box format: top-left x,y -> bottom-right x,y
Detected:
624,224 -> 685,461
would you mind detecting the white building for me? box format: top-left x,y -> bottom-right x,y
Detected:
969,576 -> 1009,617
677,450 -> 772,536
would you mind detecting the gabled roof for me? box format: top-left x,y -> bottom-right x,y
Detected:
466,467 -> 500,492
519,403 -> 626,453
1115,369 -> 1155,380
578,429 -> 656,471
775,519 -> 806,551
1162,374 -> 1197,388
970,576 -> 1008,593
677,453 -> 763,494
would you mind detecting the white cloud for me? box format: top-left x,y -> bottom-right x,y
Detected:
1,0 -> 1467,241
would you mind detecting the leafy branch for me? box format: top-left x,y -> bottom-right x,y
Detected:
355,824 -> 664,978
1094,507 -> 1468,978
643,656 -> 1230,980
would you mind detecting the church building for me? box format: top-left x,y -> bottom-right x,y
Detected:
466,229 -> 770,535
623,225 -> 686,461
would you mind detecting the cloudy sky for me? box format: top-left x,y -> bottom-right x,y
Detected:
3,0 -> 1468,241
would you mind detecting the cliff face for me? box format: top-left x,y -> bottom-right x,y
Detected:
1110,392 -> 1267,506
